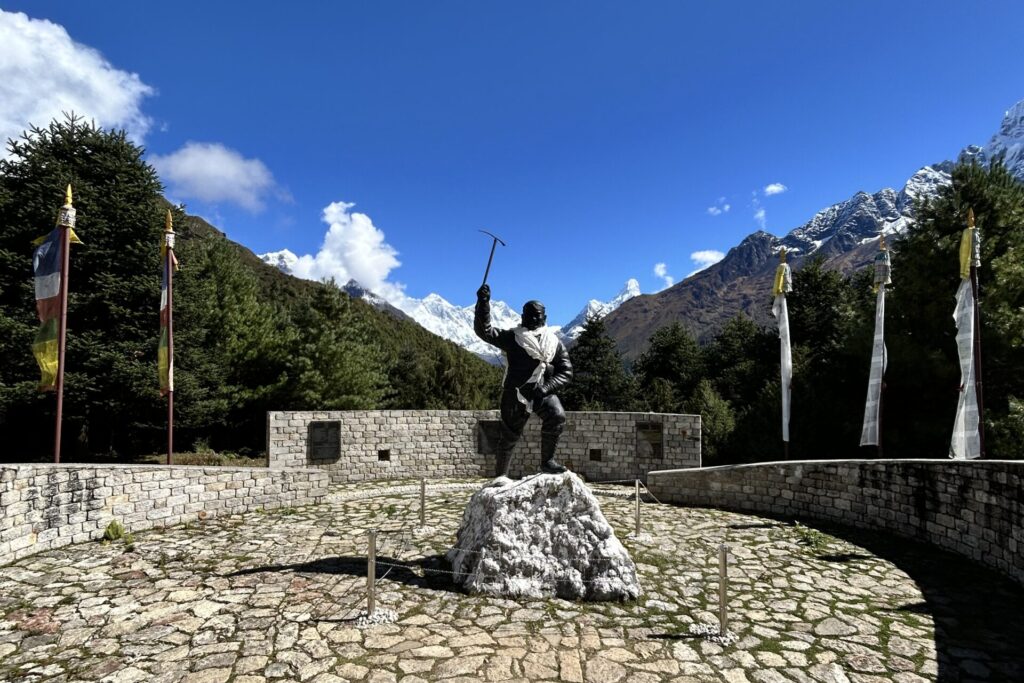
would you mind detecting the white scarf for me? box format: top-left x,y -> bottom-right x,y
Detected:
509,326 -> 559,411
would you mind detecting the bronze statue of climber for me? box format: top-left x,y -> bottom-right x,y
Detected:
474,284 -> 573,477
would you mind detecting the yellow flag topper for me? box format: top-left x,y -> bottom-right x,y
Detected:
772,247 -> 791,297
959,208 -> 979,280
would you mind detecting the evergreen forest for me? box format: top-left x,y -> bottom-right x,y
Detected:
1,116 -> 1021,464
0,117 -> 500,461
562,160 -> 1024,463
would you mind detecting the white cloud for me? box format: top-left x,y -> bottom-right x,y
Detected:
706,197 -> 731,216
754,207 -> 767,230
689,250 -> 725,275
289,201 -> 405,301
151,142 -> 284,212
0,10 -> 154,158
653,262 -> 674,290
764,182 -> 788,196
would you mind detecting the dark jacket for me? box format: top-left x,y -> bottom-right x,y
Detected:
475,299 -> 573,395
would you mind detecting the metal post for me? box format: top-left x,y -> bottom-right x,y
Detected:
367,530 -> 377,616
634,479 -> 641,536
420,478 -> 426,527
718,544 -> 729,634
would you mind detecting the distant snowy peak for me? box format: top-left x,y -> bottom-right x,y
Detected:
982,99 -> 1024,178
340,279 -> 393,311
392,292 -> 520,364
260,249 -> 298,274
898,164 -> 952,210
561,279 -> 641,340
776,164 -> 950,259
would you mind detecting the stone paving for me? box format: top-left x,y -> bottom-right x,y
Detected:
1,477 -> 1022,683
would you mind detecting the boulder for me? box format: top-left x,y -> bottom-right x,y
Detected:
446,472 -> 641,601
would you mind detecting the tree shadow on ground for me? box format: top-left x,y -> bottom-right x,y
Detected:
810,523 -> 1023,683
227,553 -> 463,594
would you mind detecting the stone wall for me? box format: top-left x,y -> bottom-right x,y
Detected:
0,465 -> 330,567
647,459 -> 1024,586
268,410 -> 701,483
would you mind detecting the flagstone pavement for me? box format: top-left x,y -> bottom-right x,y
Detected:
1,477 -> 1022,683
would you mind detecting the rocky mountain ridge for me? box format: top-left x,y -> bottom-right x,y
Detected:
602,100 -> 1024,359
260,99 -> 1024,363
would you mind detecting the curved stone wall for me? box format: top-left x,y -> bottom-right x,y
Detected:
647,459 -> 1024,586
0,464 -> 330,567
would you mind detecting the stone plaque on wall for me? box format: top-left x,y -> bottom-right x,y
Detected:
308,421 -> 341,464
636,421 -> 663,460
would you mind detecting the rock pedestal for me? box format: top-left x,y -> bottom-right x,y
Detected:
446,472 -> 641,601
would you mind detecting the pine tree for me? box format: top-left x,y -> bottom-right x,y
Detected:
685,379 -> 735,464
0,115 -> 165,458
890,159 -> 1024,458
561,316 -> 637,411
633,322 -> 703,410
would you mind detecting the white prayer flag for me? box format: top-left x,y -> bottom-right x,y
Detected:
950,278 -> 981,459
860,246 -> 891,447
950,218 -> 981,460
860,288 -> 887,446
772,260 -> 793,443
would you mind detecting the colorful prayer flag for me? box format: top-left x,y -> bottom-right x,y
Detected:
32,229 -> 62,390
771,252 -> 793,443
32,226 -> 81,390
159,227 -> 178,396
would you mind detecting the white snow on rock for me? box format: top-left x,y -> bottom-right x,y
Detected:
446,472 -> 642,601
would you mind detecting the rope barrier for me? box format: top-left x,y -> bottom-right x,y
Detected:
639,481 -> 664,505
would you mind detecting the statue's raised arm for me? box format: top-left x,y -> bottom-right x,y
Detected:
474,284 -> 505,348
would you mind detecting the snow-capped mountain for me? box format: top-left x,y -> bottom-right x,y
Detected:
261,248 -> 299,274
257,248 -> 639,361
967,99 -> 1024,178
603,98 -> 1024,358
560,279 -> 641,340
778,164 -> 951,260
392,293 -> 523,363
261,99 -> 1024,362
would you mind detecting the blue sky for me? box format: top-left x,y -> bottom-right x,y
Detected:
2,2 -> 1023,323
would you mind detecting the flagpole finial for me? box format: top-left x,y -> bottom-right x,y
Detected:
967,207 -> 975,228
165,209 -> 174,233
879,235 -> 887,251
58,185 -> 76,229
779,247 -> 787,263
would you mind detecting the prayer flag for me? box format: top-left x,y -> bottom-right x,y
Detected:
771,254 -> 793,443
860,244 -> 891,446
950,220 -> 981,459
32,226 -> 81,390
159,226 -> 178,396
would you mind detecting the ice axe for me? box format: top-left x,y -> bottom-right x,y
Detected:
478,229 -> 507,286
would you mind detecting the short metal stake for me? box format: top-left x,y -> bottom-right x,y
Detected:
718,544 -> 729,634
634,479 -> 641,537
419,477 -> 426,527
367,530 -> 377,616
